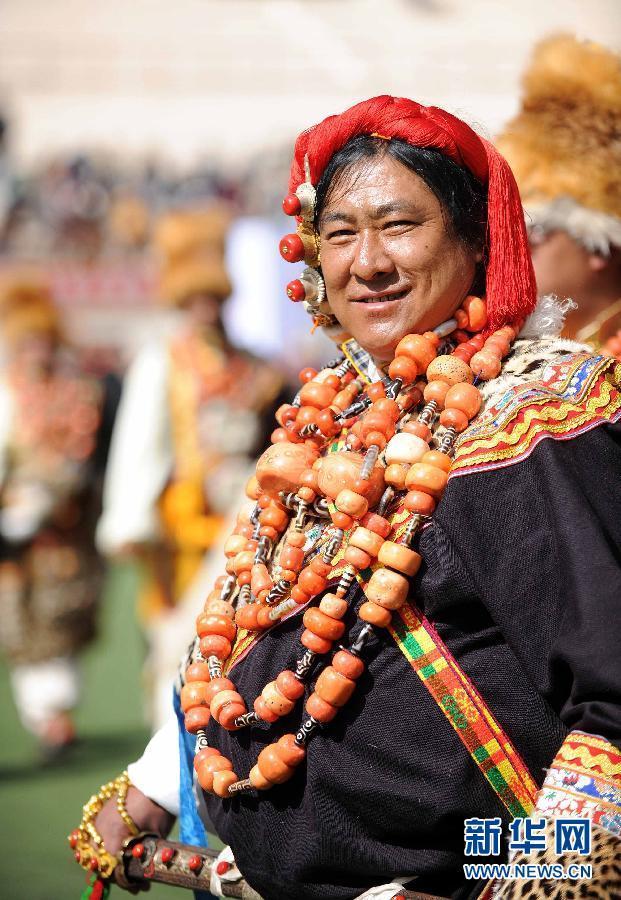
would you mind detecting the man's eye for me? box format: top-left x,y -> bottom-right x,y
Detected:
384,220 -> 416,230
326,229 -> 355,241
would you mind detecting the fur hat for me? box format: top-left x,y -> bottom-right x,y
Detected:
497,34 -> 621,254
155,208 -> 232,305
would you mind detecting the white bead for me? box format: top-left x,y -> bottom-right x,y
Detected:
434,317 -> 458,338
384,433 -> 429,465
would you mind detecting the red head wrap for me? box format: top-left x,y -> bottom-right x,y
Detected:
289,95 -> 536,332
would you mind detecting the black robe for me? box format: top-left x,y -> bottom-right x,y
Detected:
192,348 -> 621,900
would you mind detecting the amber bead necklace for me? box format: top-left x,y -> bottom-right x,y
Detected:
181,291 -> 522,799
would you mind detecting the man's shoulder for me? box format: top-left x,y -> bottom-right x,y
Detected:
450,345 -> 621,478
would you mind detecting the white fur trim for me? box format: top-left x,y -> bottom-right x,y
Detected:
526,197 -> 621,255
209,845 -> 243,897
519,293 -> 576,340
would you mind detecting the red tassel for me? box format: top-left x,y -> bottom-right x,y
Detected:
481,138 -> 537,332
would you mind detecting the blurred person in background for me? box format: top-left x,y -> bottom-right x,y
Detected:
96,207 -> 284,728
0,114 -> 16,249
498,34 -> 621,360
0,276 -> 118,758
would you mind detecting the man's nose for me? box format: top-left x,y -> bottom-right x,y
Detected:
350,230 -> 395,281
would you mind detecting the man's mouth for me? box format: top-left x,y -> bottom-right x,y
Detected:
351,289 -> 408,304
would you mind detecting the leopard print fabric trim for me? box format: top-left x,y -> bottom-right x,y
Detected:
492,732 -> 621,898
492,818 -> 620,899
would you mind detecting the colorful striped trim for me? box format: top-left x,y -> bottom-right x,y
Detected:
389,601 -> 538,818
451,354 -> 621,477
535,731 -> 621,837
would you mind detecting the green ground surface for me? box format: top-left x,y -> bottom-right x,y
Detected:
0,563 -> 186,900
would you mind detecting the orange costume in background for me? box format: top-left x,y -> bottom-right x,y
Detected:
0,277 -> 114,752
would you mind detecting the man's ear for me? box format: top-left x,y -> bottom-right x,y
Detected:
588,253 -> 608,273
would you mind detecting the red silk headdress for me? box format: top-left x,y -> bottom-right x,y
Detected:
288,95 -> 536,332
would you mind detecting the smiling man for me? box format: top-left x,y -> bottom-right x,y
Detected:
72,96 -> 621,900
316,144 -> 484,364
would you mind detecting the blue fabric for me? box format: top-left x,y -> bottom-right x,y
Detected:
174,687 -> 215,900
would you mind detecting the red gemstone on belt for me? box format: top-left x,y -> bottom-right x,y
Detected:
131,843 -> 145,859
216,859 -> 232,875
160,846 -> 175,865
188,854 -> 203,872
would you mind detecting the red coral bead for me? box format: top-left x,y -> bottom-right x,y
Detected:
89,858 -> 99,872
300,628 -> 333,654
254,695 -> 280,723
316,408 -> 338,437
299,367 -> 317,384
277,670 -> 306,700
216,860 -> 232,875
68,830 -> 80,848
279,233 -> 305,263
185,662 -> 212,683
361,512 -> 392,538
333,649 -> 365,680
184,707 -> 212,734
132,843 -> 145,859
286,279 -> 306,302
388,356 -> 419,384
366,381 -> 386,401
282,193 -> 301,216
330,510 -> 354,530
276,404 -> 297,426
199,634 -> 232,660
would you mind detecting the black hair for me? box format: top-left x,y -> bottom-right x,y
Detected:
314,134 -> 488,256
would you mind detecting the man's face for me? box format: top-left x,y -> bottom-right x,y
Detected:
317,154 -> 479,364
14,333 -> 55,372
529,229 -> 593,302
183,292 -> 221,332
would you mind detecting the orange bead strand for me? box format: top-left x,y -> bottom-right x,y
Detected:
184,299 -> 520,800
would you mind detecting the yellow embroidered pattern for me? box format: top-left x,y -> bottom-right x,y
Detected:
451,354 -> 621,475
556,738 -> 621,781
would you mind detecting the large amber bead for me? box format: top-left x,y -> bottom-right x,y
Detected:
257,745 -> 295,784
315,666 -> 356,707
366,567 -> 409,610
255,443 -> 318,497
316,452 -> 384,505
426,355 -> 474,386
